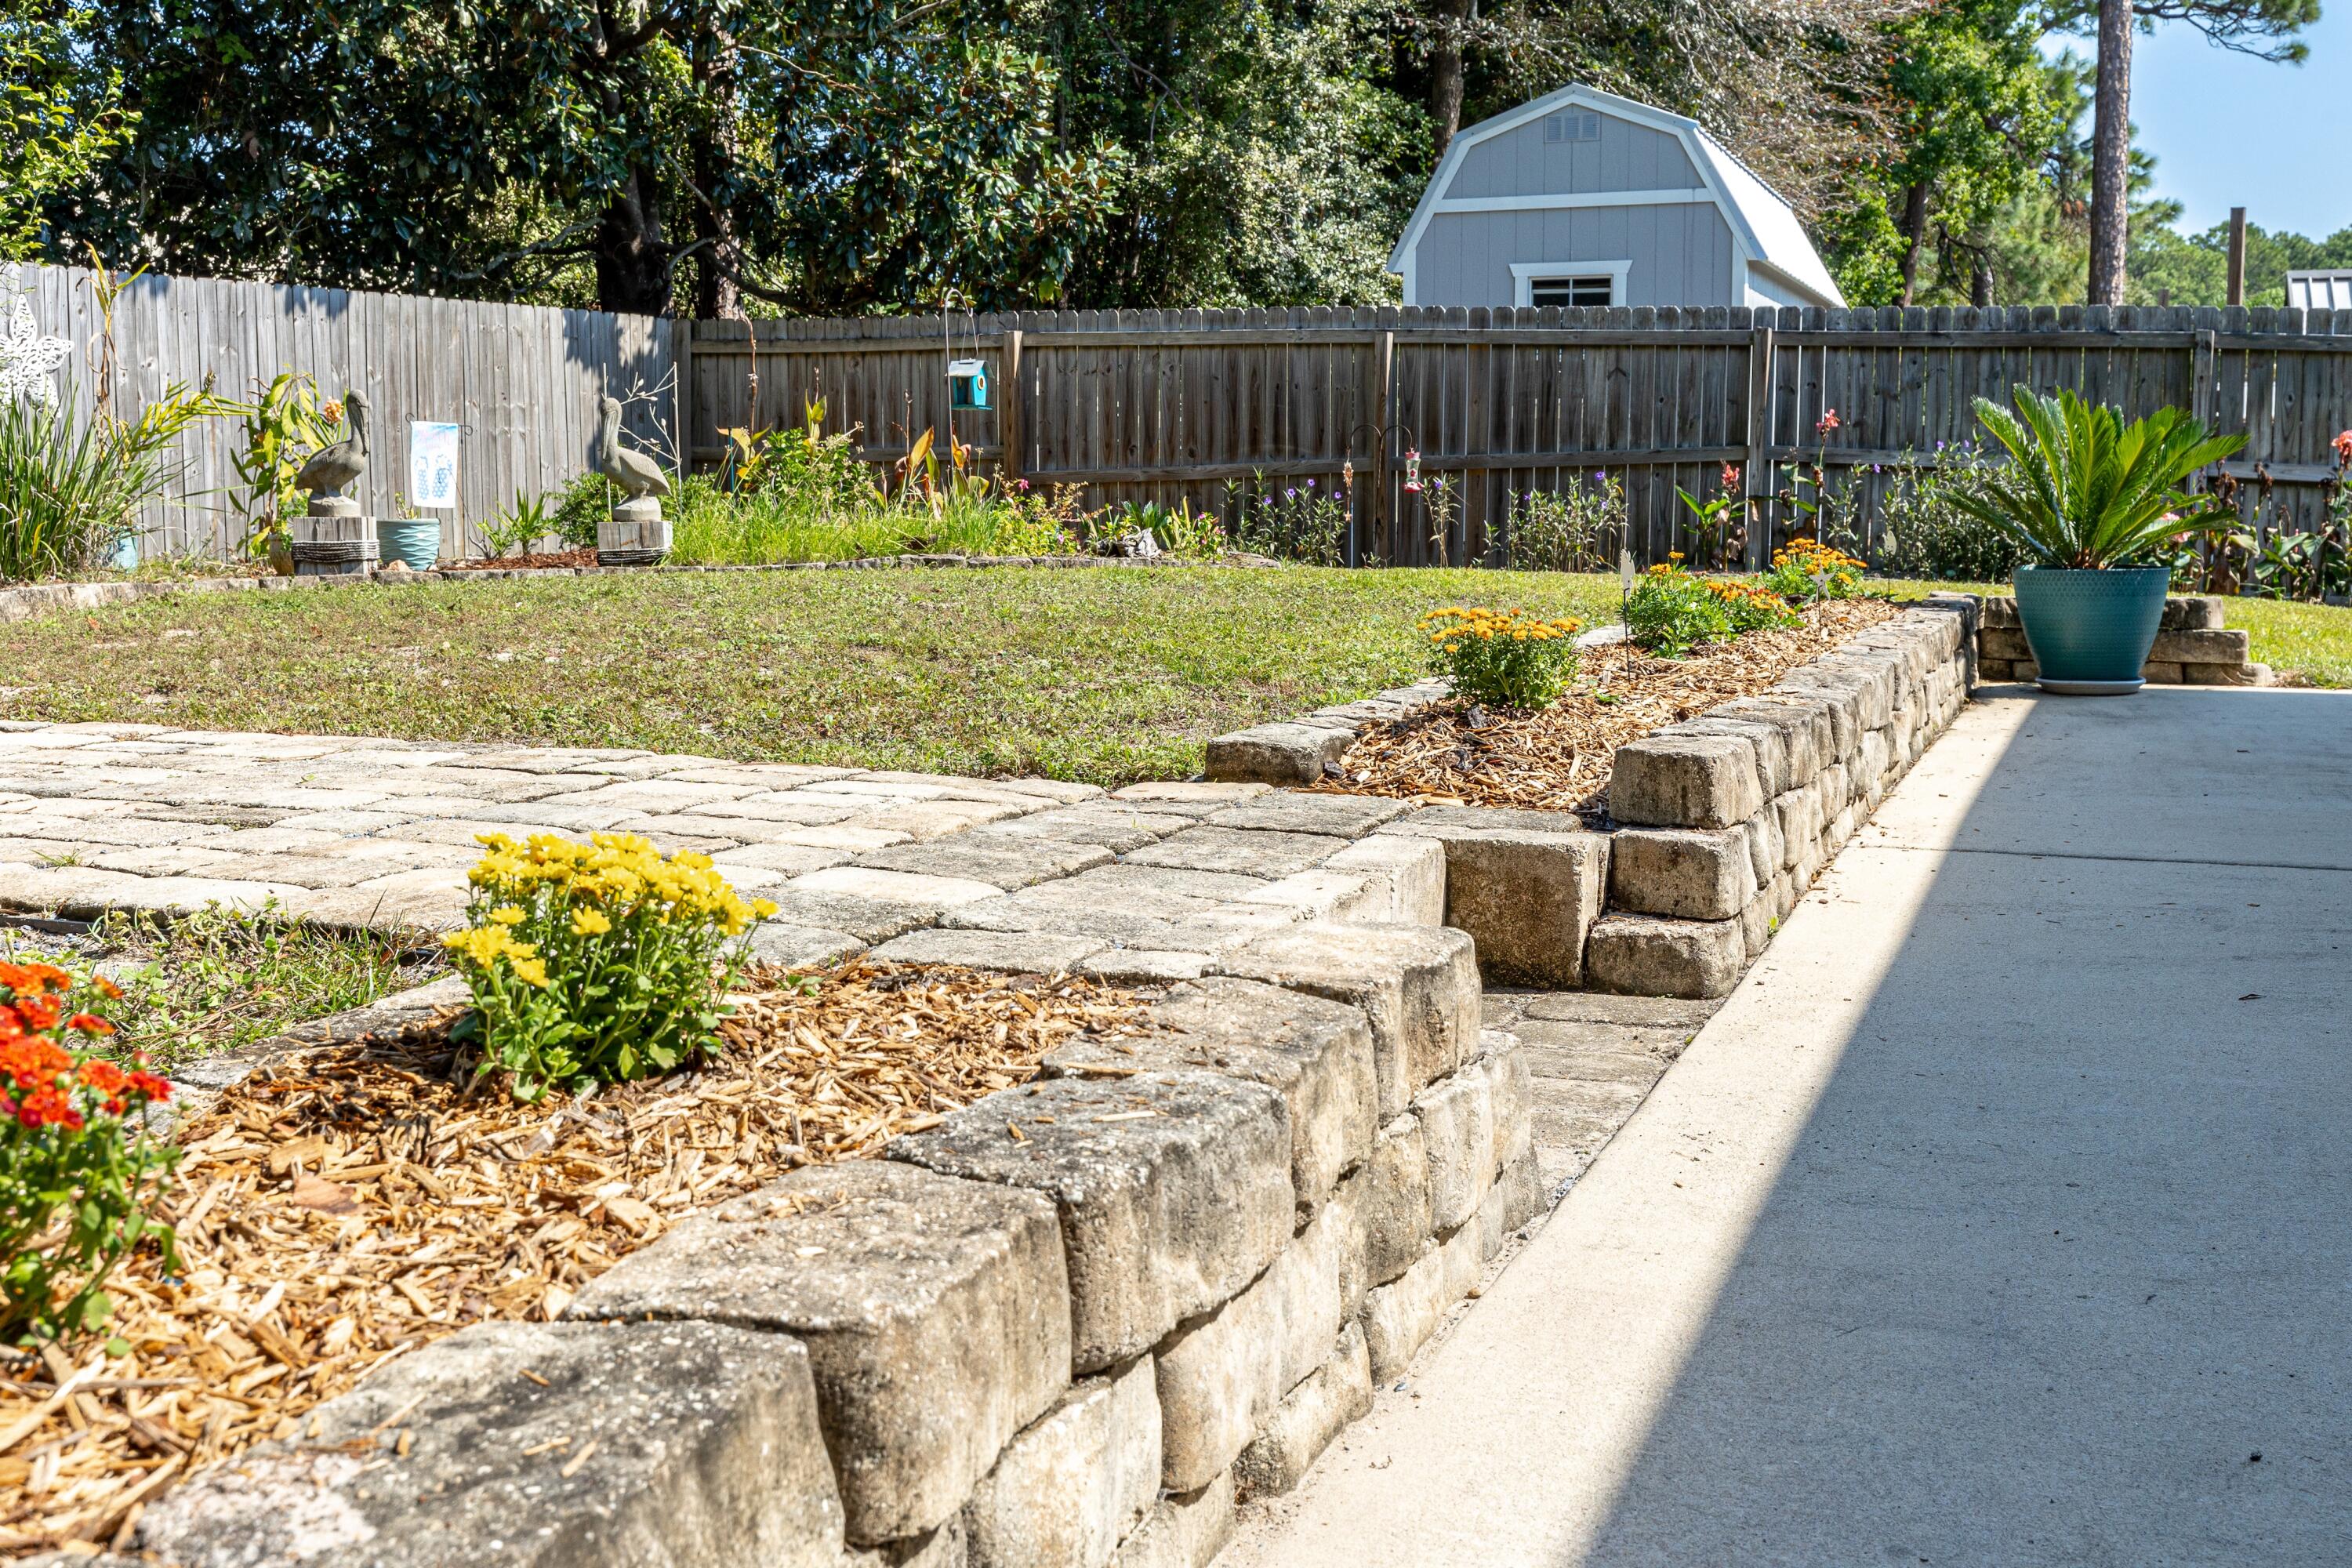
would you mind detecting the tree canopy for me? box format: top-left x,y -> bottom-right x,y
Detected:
13,0 -> 2339,314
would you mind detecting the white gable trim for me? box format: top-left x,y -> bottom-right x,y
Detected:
1509,260 -> 1633,307
1429,189 -> 1711,216
1390,82 -> 1842,309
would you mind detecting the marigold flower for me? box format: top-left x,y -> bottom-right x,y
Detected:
16,1085 -> 82,1131
66,1012 -> 116,1036
13,993 -> 61,1031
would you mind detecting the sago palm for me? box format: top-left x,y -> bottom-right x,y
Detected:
1948,386 -> 2245,570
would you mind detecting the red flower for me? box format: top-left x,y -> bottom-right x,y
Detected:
2335,429 -> 2352,466
127,1070 -> 172,1103
1816,409 -> 1842,435
66,1012 -> 116,1037
0,1036 -> 73,1091
1720,463 -> 1741,491
13,993 -> 62,1031
16,1086 -> 84,1131
78,1058 -> 129,1094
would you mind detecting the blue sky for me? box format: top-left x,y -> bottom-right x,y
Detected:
2045,9 -> 2352,238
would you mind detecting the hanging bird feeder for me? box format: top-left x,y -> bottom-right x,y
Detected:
949,358 -> 990,409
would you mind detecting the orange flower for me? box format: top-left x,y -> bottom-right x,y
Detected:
66,1011 -> 116,1036
13,993 -> 62,1031
15,1085 -> 84,1131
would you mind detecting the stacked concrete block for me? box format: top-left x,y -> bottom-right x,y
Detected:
1976,593 -> 2270,685
1594,607 -> 1974,998
137,927 -> 1515,1568
1371,805 -> 1611,988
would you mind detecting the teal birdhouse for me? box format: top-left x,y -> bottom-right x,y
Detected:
949,358 -> 990,409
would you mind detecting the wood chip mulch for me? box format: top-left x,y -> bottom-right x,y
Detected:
0,961 -> 1157,1558
437,546 -> 601,572
1317,597 -> 1904,816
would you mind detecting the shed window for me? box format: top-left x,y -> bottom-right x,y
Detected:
1527,274 -> 1617,307
1543,111 -> 1602,143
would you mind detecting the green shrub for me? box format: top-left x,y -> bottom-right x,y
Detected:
1624,567 -> 1733,656
1,958 -> 180,1342
550,472 -> 615,549
1,380 -> 227,583
1236,477 -> 1348,564
442,831 -> 775,1101
1421,605 -> 1583,709
1875,452 -> 2029,582
1504,474 -> 1621,572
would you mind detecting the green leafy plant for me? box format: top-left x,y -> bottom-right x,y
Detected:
1420,605 -> 1583,709
0,957 -> 179,1344
1109,499 -> 1224,557
1875,443 -> 2028,582
1700,576 -> 1799,633
549,471 -> 615,548
1674,465 -> 1748,570
442,831 -> 776,1101
1624,564 -> 1733,656
1951,386 -> 2246,569
1237,473 -> 1347,564
481,488 -> 554,557
1505,472 -> 1621,572
228,371 -> 338,554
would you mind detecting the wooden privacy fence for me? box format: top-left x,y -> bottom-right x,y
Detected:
681,304 -> 2352,568
21,264 -> 675,561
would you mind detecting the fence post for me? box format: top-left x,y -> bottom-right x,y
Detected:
672,315 -> 694,474
1743,322 -> 1777,568
1373,329 -> 1395,564
1001,328 -> 1024,484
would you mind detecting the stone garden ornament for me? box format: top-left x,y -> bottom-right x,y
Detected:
593,394 -> 673,565
294,390 -> 371,516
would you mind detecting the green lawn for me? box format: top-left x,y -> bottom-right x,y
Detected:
0,566 -> 1621,786
9,568 -> 2343,789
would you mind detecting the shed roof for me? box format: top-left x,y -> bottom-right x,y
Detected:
1389,82 -> 1846,308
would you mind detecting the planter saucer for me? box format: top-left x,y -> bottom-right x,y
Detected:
2037,677 -> 2143,696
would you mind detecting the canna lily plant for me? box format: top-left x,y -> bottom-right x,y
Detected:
1950,385 -> 2245,569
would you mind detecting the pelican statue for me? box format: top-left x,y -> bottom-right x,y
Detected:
594,396 -> 670,501
294,390 -> 369,501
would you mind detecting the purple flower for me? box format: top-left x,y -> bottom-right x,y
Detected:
1305,477 -> 1317,488
1286,488 -> 1298,499
1593,470 -> 1608,483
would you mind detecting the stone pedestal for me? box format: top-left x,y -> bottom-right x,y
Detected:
291,502 -> 378,577
597,495 -> 670,567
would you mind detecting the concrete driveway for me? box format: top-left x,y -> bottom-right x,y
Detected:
1224,686 -> 2352,1566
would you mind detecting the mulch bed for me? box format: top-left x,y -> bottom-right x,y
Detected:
1317,597 -> 1903,816
437,547 -> 601,572
0,962 -> 1158,1557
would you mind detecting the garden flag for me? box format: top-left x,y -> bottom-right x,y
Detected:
409,422 -> 462,508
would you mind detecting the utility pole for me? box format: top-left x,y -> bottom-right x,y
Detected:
2227,208 -> 2248,307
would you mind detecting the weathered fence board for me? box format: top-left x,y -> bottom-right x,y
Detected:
22,265 -> 673,561
688,303 -> 2352,568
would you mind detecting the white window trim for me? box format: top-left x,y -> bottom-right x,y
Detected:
1510,260 -> 1634,309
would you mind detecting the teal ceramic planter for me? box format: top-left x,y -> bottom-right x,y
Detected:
2013,564 -> 2170,694
378,517 -> 442,572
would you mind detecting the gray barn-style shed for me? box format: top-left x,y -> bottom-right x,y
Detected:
1391,85 -> 1845,311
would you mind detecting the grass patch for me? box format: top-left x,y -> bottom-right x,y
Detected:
0,906 -> 442,1070
0,567 -> 1622,785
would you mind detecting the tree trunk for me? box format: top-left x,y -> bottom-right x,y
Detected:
1896,181 -> 1931,306
593,169 -> 673,317
1427,0 -> 1473,158
1971,255 -> 1993,307
2087,0 -> 2133,305
691,26 -> 742,321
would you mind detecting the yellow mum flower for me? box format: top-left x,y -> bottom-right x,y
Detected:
489,905 -> 526,926
571,908 -> 613,936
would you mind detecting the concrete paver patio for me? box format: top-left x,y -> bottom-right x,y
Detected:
1224,686 -> 2352,1567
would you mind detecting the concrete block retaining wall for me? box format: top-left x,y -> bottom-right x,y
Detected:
1207,601 -> 1981,1001
131,918 -> 1541,1568
1975,594 -> 2270,686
